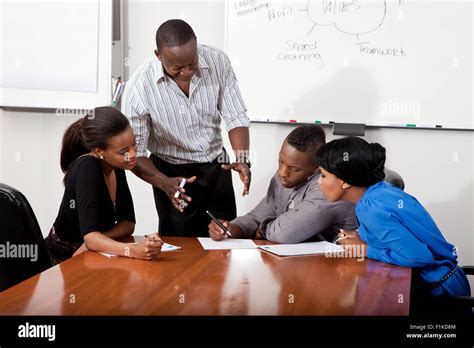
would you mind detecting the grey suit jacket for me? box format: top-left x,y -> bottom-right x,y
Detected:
232,171 -> 358,243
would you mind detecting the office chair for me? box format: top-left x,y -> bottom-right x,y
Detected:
384,168 -> 405,190
0,183 -> 52,292
446,266 -> 474,314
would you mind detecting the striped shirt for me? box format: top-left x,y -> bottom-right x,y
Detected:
121,44 -> 250,164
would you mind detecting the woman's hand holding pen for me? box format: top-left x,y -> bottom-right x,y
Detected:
335,229 -> 359,244
158,175 -> 196,212
335,229 -> 367,256
130,233 -> 163,260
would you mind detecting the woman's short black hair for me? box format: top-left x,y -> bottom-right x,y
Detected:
316,136 -> 386,187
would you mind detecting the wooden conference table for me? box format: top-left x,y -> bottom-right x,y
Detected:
0,237 -> 411,315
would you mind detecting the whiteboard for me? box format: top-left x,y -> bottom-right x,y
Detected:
226,0 -> 473,129
0,0 -> 113,110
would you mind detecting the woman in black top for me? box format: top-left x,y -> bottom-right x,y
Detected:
45,107 -> 163,265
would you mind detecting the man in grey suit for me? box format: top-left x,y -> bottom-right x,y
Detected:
208,125 -> 358,243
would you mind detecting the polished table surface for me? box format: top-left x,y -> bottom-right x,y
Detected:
0,237 -> 411,315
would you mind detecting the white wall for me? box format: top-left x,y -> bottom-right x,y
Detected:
0,110 -> 81,234
0,0 -> 472,266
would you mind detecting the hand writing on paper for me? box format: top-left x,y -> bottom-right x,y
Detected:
336,230 -> 367,257
130,234 -> 163,260
208,220 -> 242,241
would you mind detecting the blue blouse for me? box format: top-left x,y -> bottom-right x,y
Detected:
356,181 -> 470,297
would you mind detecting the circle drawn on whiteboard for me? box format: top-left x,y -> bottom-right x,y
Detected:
305,0 -> 387,38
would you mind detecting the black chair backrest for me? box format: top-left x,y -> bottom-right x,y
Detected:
384,168 -> 405,191
0,183 -> 51,291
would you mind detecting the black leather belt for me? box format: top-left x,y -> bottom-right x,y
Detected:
431,264 -> 458,288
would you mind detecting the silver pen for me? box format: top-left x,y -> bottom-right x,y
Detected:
334,236 -> 348,244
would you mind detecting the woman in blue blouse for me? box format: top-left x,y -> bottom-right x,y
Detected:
315,137 -> 470,304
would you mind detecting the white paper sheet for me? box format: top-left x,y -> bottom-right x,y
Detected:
98,242 -> 181,257
258,241 -> 344,257
197,237 -> 257,250
160,243 -> 182,252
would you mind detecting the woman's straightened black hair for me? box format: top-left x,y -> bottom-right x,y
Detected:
316,136 -> 386,187
60,107 -> 130,184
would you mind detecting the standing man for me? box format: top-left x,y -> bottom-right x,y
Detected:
122,19 -> 251,237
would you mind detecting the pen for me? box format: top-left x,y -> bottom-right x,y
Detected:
111,81 -> 123,107
144,234 -> 161,243
334,230 -> 347,244
205,210 -> 233,237
112,82 -> 121,100
334,236 -> 347,244
174,178 -> 186,198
